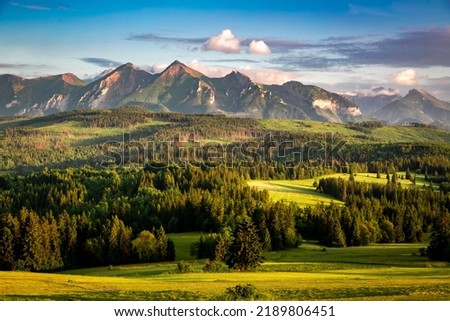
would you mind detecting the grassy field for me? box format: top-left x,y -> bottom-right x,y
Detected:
168,232 -> 202,260
248,179 -> 343,207
1,240 -> 449,301
248,172 -> 432,207
259,119 -> 450,144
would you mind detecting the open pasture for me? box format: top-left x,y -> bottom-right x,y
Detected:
1,240 -> 449,301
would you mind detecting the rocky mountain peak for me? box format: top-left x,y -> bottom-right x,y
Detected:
160,60 -> 203,79
61,73 -> 86,86
223,71 -> 253,87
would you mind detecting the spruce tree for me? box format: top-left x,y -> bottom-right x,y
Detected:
226,219 -> 263,271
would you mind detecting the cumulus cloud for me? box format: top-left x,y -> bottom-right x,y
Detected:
248,40 -> 271,55
149,63 -> 169,74
393,69 -> 417,86
202,29 -> 241,54
186,60 -> 232,78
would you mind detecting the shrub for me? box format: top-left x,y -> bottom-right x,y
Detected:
203,260 -> 228,273
176,261 -> 193,273
222,284 -> 264,301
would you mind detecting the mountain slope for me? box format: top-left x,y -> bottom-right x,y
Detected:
344,87 -> 400,115
372,89 -> 450,126
0,60 -> 360,122
122,60 -> 215,113
73,63 -> 155,110
121,61 -> 361,121
0,73 -> 86,116
267,81 -> 361,122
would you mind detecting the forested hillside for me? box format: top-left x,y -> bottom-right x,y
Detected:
1,107 -> 450,271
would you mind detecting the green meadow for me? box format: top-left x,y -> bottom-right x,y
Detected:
248,172 -> 430,207
1,238 -> 449,301
248,179 -> 343,207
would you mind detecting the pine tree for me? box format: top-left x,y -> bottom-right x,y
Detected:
405,167 -> 411,180
214,228 -> 232,261
19,208 -> 45,271
166,239 -> 176,261
0,227 -> 15,270
58,211 -> 77,267
106,216 -> 132,264
226,219 -> 263,271
427,210 -> 450,261
156,225 -> 168,260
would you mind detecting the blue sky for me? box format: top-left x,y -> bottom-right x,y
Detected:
1,0 -> 450,99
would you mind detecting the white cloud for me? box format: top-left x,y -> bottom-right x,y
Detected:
393,69 -> 417,86
186,60 -> 232,78
150,63 -> 168,74
346,87 -> 399,97
202,29 -> 241,54
237,66 -> 298,85
248,40 -> 271,55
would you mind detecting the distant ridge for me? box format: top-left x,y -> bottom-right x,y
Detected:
0,60 -> 390,123
372,88 -> 450,126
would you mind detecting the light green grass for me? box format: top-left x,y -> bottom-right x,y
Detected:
259,119 -> 450,144
1,242 -> 449,301
33,119 -> 170,145
249,172 -> 432,207
371,126 -> 450,144
259,119 -> 362,136
248,179 -> 343,207
168,232 -> 204,261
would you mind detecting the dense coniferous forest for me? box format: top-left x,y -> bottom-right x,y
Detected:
1,108 -> 450,271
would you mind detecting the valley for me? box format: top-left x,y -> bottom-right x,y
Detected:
1,107 -> 450,301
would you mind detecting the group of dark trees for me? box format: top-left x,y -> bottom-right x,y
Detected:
0,166 -> 300,271
305,171 -> 450,260
2,113 -> 450,271
0,207 -> 175,271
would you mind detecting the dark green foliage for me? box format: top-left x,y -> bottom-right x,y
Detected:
0,227 -> 14,270
190,235 -> 218,260
132,230 -> 159,262
223,284 -> 264,301
226,219 -> 263,271
0,166 -> 278,270
155,225 -> 168,260
105,215 -> 133,265
306,173 -> 450,247
166,239 -> 176,261
203,260 -> 227,272
380,220 -> 396,243
176,261 -> 193,273
1,148 -> 450,271
427,211 -> 450,261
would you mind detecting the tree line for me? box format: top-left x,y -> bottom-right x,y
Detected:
0,166 -> 300,271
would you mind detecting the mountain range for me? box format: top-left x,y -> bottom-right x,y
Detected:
344,87 -> 450,127
0,60 -> 361,122
1,60 -> 449,127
